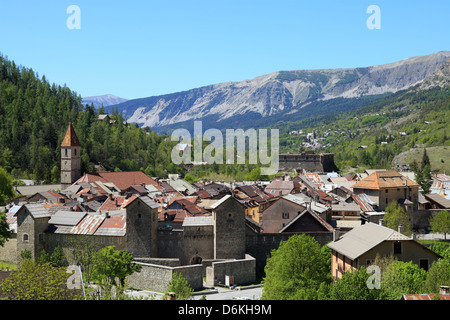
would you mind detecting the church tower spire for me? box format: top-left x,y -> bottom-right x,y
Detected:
61,122 -> 81,190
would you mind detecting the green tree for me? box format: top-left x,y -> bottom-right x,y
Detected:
327,266 -> 381,300
417,164 -> 433,194
0,166 -> 15,205
0,260 -> 83,300
429,210 -> 450,240
0,211 -> 12,247
245,167 -> 261,181
261,234 -> 331,300
380,261 -> 427,300
384,201 -> 412,236
421,148 -> 430,170
50,246 -> 67,267
91,246 -> 141,289
423,258 -> 450,294
39,249 -> 51,264
164,272 -> 194,300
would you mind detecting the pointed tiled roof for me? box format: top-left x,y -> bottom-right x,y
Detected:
61,122 -> 81,147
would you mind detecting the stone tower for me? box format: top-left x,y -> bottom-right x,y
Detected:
212,195 -> 246,260
60,122 -> 81,190
125,196 -> 160,258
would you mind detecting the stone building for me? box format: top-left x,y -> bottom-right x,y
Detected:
352,170 -> 420,211
278,151 -> 338,173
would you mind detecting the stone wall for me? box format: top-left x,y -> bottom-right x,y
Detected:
409,209 -> 446,232
126,261 -> 204,292
278,153 -> 337,173
205,254 -> 256,287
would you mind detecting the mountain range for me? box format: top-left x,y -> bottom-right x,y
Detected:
82,94 -> 128,108
104,51 -> 450,133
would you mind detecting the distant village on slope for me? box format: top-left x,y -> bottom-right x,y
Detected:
1,123 -> 449,296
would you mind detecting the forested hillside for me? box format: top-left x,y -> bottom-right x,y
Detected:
279,85 -> 450,172
0,54 -> 183,184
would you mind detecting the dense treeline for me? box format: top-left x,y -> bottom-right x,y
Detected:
0,54 -> 183,183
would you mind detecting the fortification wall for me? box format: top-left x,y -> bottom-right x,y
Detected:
205,254 -> 256,287
126,262 -> 204,292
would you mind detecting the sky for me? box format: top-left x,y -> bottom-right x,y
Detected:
0,0 -> 449,100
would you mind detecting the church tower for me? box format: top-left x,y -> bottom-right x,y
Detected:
60,122 -> 81,190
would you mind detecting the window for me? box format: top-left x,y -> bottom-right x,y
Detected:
394,242 -> 402,254
419,259 -> 429,271
282,212 -> 289,219
23,233 -> 29,242
74,148 -> 77,156
38,233 -> 44,242
385,189 -> 388,193
65,149 -> 68,157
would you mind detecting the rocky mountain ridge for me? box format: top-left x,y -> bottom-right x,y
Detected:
105,51 -> 450,131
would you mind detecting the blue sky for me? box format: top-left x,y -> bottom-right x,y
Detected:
0,0 -> 449,100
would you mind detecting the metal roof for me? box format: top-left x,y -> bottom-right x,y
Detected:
139,195 -> 163,209
23,203 -> 51,219
352,193 -> 376,212
48,211 -> 86,226
69,214 -> 105,235
94,215 -> 126,236
327,222 -> 410,260
182,216 -> 213,227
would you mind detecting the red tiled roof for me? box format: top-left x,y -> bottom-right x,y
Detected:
61,122 -> 81,147
352,170 -> 419,190
99,195 -> 138,211
74,171 -> 162,192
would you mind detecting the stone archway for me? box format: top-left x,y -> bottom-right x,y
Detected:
190,255 -> 203,265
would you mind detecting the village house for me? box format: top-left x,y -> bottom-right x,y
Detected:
327,221 -> 441,280
232,184 -> 275,223
264,179 -> 301,196
351,170 -> 419,211
259,194 -> 332,233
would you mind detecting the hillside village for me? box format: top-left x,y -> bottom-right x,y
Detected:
1,123 -> 449,299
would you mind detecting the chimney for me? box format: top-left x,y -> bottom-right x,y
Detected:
333,229 -> 340,241
398,224 -> 403,234
440,286 -> 449,295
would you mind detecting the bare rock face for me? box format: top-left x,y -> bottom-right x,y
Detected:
106,51 -> 450,130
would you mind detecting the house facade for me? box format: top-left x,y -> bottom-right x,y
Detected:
352,170 -> 419,211
328,222 -> 441,279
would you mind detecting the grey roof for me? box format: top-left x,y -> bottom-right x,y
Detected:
139,195 -> 162,209
182,216 -> 213,227
48,211 -> 87,226
331,203 -> 362,212
22,204 -> 51,219
15,184 -> 62,196
425,193 -> 450,208
283,194 -> 329,213
282,194 -> 308,207
167,179 -> 198,194
327,222 -> 410,260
